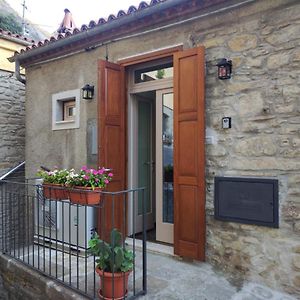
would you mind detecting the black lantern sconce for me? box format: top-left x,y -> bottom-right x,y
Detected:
216,58 -> 232,80
82,84 -> 94,100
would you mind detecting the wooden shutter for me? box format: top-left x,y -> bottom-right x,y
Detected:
98,60 -> 126,238
173,47 -> 206,260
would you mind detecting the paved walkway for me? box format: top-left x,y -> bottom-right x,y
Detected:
138,250 -> 297,300
4,242 -> 298,300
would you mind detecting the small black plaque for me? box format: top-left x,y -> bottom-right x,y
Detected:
214,177 -> 279,228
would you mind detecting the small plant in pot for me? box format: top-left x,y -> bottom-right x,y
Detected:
36,168 -> 70,199
89,228 -> 134,300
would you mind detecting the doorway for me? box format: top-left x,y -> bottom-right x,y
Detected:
128,87 -> 174,245
99,46 -> 206,259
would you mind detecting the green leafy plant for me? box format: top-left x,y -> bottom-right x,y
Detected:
65,166 -> 113,190
155,69 -> 165,79
89,229 -> 134,273
0,13 -> 22,34
36,168 -> 69,184
164,164 -> 173,173
36,166 -> 113,190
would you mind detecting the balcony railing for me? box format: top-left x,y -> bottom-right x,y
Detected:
0,179 -> 147,299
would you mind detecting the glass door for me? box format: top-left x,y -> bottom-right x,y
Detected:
156,89 -> 174,244
138,100 -> 154,223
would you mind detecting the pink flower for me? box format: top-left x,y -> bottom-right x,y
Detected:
98,169 -> 104,175
104,179 -> 109,184
95,178 -> 99,182
81,166 -> 88,171
83,175 -> 89,180
93,170 -> 98,175
108,173 -> 113,177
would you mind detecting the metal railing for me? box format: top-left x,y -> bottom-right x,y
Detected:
0,179 -> 147,299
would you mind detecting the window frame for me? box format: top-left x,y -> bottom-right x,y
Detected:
52,89 -> 80,130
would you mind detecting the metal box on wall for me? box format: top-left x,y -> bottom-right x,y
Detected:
214,177 -> 279,228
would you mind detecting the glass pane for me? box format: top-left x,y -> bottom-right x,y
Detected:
138,101 -> 152,215
135,63 -> 173,84
162,92 -> 174,223
68,107 -> 74,116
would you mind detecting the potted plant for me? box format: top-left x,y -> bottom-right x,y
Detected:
37,168 -> 69,199
89,228 -> 134,300
65,166 -> 113,205
37,166 -> 113,204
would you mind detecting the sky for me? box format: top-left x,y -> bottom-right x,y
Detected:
6,0 -> 145,34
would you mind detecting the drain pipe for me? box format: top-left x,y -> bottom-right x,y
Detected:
15,59 -> 26,84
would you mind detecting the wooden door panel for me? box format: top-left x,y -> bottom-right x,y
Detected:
174,47 -> 206,261
106,69 -> 121,116
105,125 -> 121,178
178,121 -> 197,176
178,55 -> 197,113
98,60 -> 126,240
179,185 -> 197,241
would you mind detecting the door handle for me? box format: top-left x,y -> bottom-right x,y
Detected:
144,161 -> 155,172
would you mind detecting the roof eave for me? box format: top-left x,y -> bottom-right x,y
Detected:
0,34 -> 33,47
10,0 -> 229,66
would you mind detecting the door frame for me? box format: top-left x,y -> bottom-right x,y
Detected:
155,87 -> 174,244
113,45 -> 206,259
127,60 -> 173,236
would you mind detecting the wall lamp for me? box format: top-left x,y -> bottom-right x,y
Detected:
216,58 -> 232,80
82,84 -> 94,100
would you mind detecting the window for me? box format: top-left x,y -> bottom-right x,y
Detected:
134,62 -> 173,83
52,89 -> 80,130
63,100 -> 76,121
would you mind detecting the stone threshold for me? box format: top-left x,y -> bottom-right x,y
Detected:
126,238 -> 175,257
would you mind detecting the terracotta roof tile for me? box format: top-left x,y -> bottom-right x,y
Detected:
97,18 -> 107,25
117,10 -> 127,18
0,28 -> 35,44
13,0 -> 228,59
13,0 -> 165,55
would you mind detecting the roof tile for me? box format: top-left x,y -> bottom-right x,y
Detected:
13,0 -> 171,56
0,28 -> 34,44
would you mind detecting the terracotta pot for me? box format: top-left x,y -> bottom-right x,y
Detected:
42,183 -> 67,200
68,186 -> 102,205
96,268 -> 131,300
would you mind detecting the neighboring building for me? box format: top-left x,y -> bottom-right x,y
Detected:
9,0 -> 300,297
0,29 -> 33,176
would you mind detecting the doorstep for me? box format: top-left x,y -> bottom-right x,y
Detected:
126,238 -> 175,257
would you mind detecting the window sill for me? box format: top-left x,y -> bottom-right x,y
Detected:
55,120 -> 75,125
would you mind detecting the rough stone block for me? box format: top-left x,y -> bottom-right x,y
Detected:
228,34 -> 257,52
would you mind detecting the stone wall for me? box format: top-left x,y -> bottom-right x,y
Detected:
0,70 -> 25,176
0,254 -> 88,300
194,1 -> 300,295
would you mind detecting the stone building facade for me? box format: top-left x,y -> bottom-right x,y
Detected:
9,0 -> 300,297
196,2 -> 300,294
0,71 -> 25,176
0,31 -> 30,176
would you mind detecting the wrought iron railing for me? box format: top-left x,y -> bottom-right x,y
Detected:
0,179 -> 147,299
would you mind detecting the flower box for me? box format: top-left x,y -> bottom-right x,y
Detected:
68,186 -> 102,205
43,183 -> 68,200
